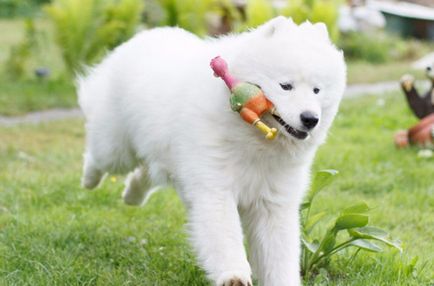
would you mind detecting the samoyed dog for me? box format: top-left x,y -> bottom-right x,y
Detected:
78,16 -> 346,286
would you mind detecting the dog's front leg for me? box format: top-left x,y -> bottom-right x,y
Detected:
187,190 -> 252,286
242,200 -> 301,286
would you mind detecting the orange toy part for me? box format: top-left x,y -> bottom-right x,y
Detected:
239,94 -> 274,124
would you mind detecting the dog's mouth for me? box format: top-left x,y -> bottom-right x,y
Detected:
271,114 -> 309,140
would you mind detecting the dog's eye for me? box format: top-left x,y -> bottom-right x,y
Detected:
313,87 -> 320,94
280,83 -> 293,91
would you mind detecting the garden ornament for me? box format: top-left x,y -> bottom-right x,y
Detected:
400,66 -> 434,119
395,64 -> 434,148
210,56 -> 277,140
34,67 -> 51,79
394,113 -> 434,148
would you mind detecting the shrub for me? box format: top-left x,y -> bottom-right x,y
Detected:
170,0 -> 213,36
152,0 -> 208,35
210,0 -> 242,34
146,0 -> 244,36
338,32 -> 394,63
45,0 -> 144,74
5,19 -> 38,79
339,31 -> 434,63
0,0 -> 28,17
150,0 -> 277,35
244,0 -> 275,28
0,0 -> 50,18
144,0 -> 340,40
301,170 -> 402,277
282,0 -> 341,41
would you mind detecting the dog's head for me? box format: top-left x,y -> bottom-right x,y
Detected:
231,17 -> 346,145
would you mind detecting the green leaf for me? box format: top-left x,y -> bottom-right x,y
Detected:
302,238 -> 319,253
304,169 -> 339,206
404,256 -> 419,276
321,230 -> 337,254
334,214 -> 369,230
348,226 -> 402,252
348,226 -> 387,238
342,202 -> 370,214
300,201 -> 311,211
305,211 -> 327,233
350,239 -> 383,252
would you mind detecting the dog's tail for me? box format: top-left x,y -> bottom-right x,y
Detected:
76,66 -> 109,120
76,72 -> 92,119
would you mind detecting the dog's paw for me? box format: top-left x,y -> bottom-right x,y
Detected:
81,172 -> 103,190
221,278 -> 251,286
217,272 -> 252,286
122,185 -> 146,206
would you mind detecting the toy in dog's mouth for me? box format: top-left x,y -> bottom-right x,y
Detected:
271,114 -> 309,140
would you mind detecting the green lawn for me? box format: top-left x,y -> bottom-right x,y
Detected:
0,78 -> 76,116
0,92 -> 433,285
346,61 -> 426,85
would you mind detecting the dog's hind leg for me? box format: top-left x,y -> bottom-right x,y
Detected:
123,167 -> 155,206
81,152 -> 104,189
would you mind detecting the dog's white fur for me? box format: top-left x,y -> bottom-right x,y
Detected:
78,17 -> 346,286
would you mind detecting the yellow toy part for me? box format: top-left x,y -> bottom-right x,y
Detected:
254,120 -> 277,140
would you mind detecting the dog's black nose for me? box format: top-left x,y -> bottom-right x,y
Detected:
300,111 -> 319,130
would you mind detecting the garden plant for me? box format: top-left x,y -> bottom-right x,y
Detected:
301,170 -> 402,277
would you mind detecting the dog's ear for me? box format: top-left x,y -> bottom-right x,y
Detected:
312,23 -> 330,42
257,16 -> 293,38
299,21 -> 330,43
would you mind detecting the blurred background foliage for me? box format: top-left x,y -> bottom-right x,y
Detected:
45,0 -> 143,73
282,0 -> 340,41
0,0 -> 50,18
0,0 -> 342,77
0,0 -> 433,80
5,18 -> 37,79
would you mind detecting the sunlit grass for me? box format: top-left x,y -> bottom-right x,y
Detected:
0,78 -> 76,116
311,91 -> 433,285
0,91 -> 432,285
0,119 -> 206,285
346,60 -> 426,85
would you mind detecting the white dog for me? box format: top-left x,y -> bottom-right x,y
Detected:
78,17 -> 346,286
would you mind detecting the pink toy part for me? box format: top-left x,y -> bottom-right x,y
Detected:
210,56 -> 240,90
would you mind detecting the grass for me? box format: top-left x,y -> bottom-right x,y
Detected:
0,120 -> 206,285
0,79 -> 76,116
310,92 -> 434,285
0,91 -> 433,285
346,60 -> 426,85
0,78 -> 76,116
